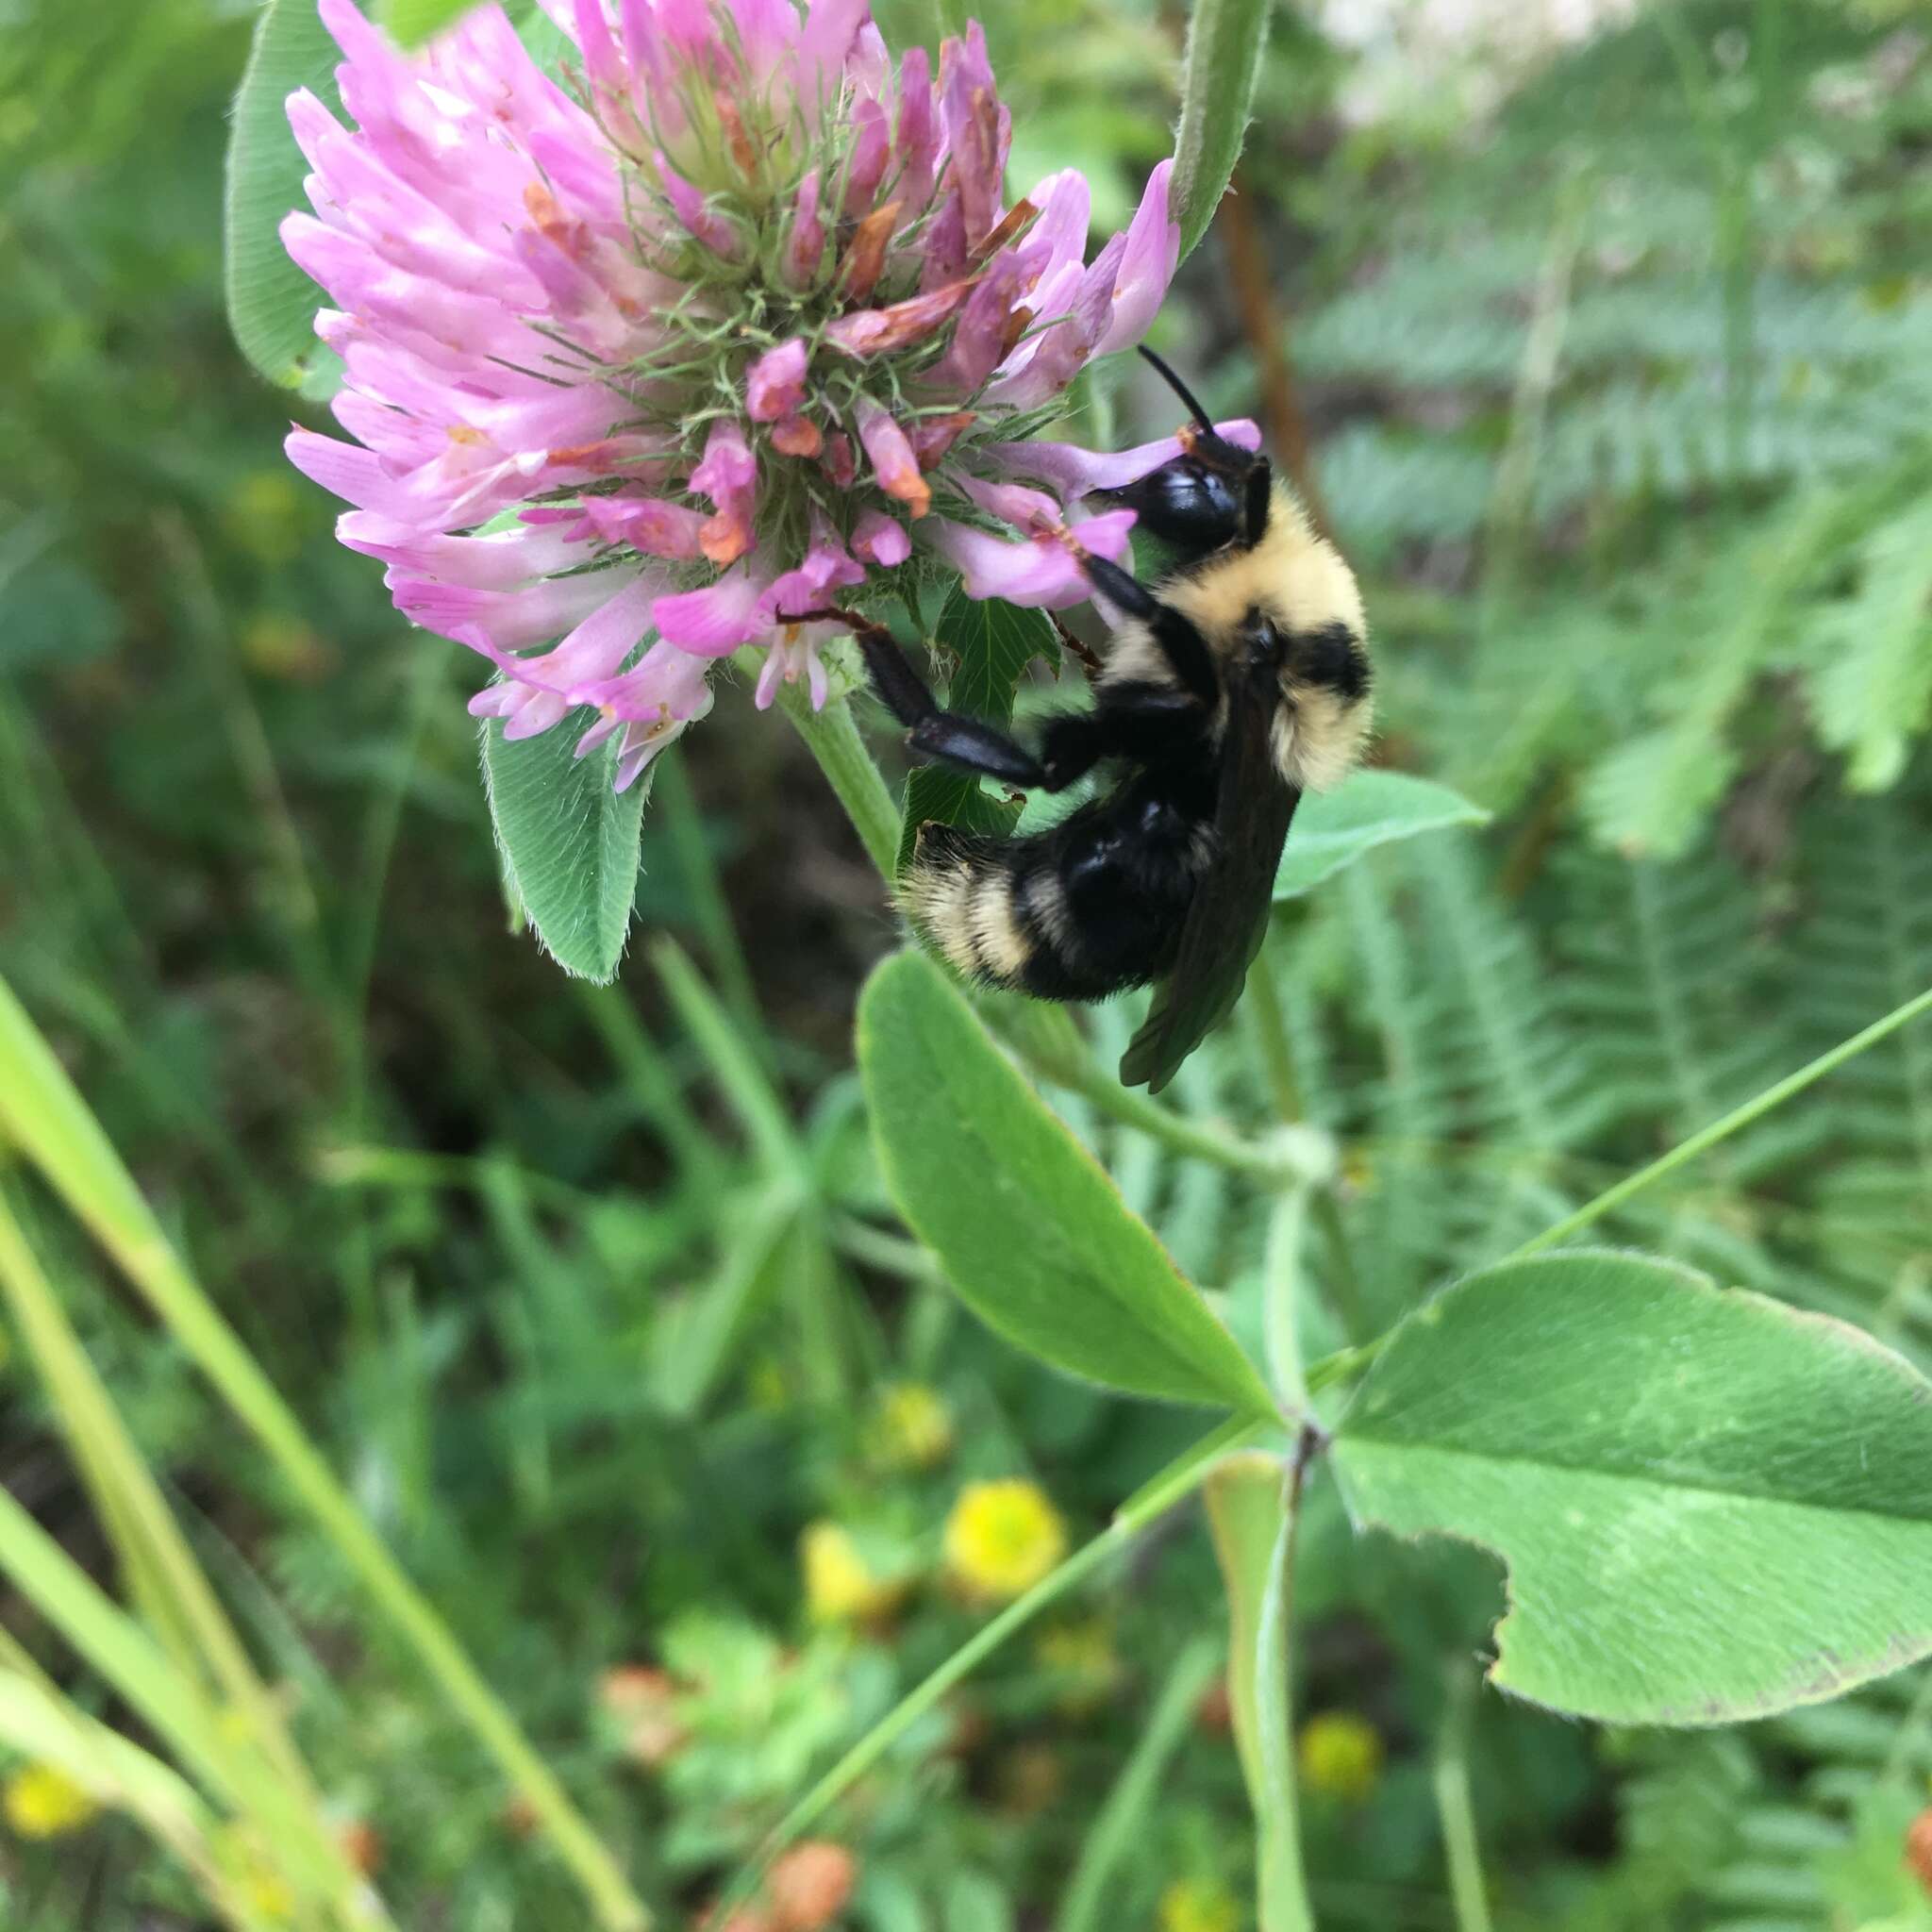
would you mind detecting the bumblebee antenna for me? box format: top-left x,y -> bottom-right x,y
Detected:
1138,346 -> 1217,437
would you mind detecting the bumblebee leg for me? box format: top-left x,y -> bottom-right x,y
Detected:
1038,684 -> 1210,792
786,604 -> 1048,788
1049,612 -> 1104,679
1082,554 -> 1157,618
907,713 -> 1046,788
1078,561 -> 1218,705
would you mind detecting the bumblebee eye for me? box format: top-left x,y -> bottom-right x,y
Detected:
1093,458 -> 1241,559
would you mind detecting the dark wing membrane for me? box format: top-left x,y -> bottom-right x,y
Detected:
1119,664 -> 1300,1093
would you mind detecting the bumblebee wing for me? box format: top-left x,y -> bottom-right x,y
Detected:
1119,663 -> 1299,1093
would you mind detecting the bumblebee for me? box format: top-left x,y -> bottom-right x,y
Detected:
815,351 -> 1372,1092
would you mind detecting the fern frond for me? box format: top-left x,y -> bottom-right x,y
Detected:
1794,491 -> 1932,791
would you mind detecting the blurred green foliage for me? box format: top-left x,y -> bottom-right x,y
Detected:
2,0 -> 1930,1926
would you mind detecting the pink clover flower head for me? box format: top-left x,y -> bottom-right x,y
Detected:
281,0 -> 1238,781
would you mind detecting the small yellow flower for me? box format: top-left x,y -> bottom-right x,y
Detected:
1159,1876 -> 1242,1932
212,1823 -> 296,1923
224,471 -> 307,564
1034,1616 -> 1120,1713
1297,1710 -> 1384,1805
3,1762 -> 97,1840
872,1383 -> 953,1470
242,1869 -> 297,1924
800,1523 -> 896,1624
240,613 -> 335,682
943,1479 -> 1066,1599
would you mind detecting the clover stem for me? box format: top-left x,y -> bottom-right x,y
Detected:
781,689 -> 902,880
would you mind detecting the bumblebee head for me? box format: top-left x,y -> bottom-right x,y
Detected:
1087,350 -> 1275,567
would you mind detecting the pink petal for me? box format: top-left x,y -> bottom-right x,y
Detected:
745,338 -> 809,422
1092,159 -> 1181,358
924,507 -> 1137,608
893,48 -> 941,214
654,150 -> 742,259
842,97 -> 891,214
690,418 -> 758,565
855,398 -> 931,518
937,24 -> 1008,249
795,0 -> 870,120
393,568 -> 621,649
758,510 -> 865,624
919,190 -> 969,291
852,508 -> 910,566
954,471 -> 1063,532
578,494 -> 711,559
653,562 -> 772,656
929,252 -> 1034,393
908,411 -> 975,469
754,626 -> 836,711
783,168 -> 825,289
823,278 -> 976,358
985,421 -> 1263,499
576,634 -> 714,723
337,512 -> 589,586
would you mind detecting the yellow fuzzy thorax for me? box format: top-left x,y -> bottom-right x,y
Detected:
1141,486 -> 1375,793
1160,487 -> 1368,655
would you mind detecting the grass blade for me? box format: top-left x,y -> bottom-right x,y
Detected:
0,971 -> 649,1932
1054,1638 -> 1221,1932
0,1489 -> 362,1921
0,1189 -> 346,1859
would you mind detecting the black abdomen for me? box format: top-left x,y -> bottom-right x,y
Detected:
904,774 -> 1214,1002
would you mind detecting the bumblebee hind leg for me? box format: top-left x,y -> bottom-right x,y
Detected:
790,604 -> 1048,789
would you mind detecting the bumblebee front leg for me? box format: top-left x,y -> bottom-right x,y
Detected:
791,605 -> 1047,790
1081,558 -> 1219,706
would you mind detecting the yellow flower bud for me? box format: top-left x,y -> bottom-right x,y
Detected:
1033,1616 -> 1120,1714
1297,1710 -> 1384,1805
1158,1876 -> 1242,1932
3,1762 -> 97,1840
873,1382 -> 953,1469
224,471 -> 307,565
212,1822 -> 296,1922
942,1479 -> 1066,1600
800,1523 -> 896,1624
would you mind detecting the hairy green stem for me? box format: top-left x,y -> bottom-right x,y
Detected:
1305,983 -> 1932,1398
1264,1184 -> 1310,1410
1436,1662 -> 1493,1932
1256,1441 -> 1318,1931
1515,983 -> 1932,1259
782,691 -> 902,879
